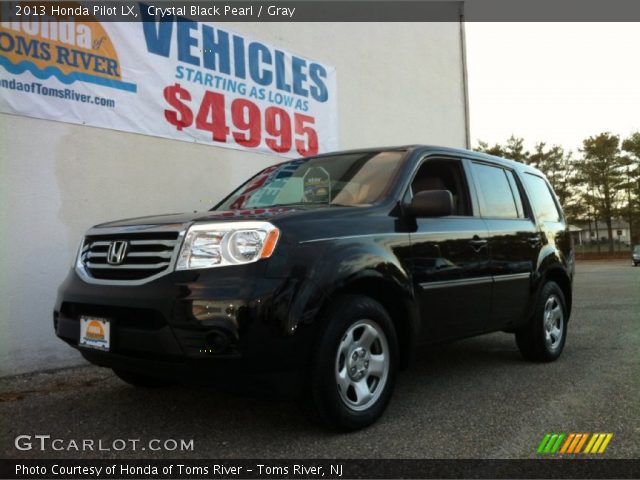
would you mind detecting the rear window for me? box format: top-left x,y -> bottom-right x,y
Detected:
523,173 -> 562,222
471,163 -> 521,218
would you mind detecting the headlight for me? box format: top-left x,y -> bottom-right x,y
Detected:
176,221 -> 280,270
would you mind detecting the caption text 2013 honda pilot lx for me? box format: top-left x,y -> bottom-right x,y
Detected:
55,146 -> 574,430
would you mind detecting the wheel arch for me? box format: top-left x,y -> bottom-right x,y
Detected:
324,275 -> 418,370
540,266 -> 573,319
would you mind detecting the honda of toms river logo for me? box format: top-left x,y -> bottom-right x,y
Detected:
537,433 -> 613,455
84,320 -> 106,341
0,3 -> 137,92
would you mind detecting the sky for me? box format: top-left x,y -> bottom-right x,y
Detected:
465,22 -> 640,154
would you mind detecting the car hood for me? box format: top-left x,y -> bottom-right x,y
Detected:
91,205 -> 354,230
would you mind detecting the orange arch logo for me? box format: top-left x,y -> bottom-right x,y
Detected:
0,3 -> 136,92
85,320 -> 105,340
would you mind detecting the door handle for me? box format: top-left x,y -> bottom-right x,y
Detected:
469,236 -> 488,251
528,235 -> 542,247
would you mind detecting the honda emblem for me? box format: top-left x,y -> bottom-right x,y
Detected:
107,240 -> 128,265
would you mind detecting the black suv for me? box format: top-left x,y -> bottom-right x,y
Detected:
55,146 -> 574,430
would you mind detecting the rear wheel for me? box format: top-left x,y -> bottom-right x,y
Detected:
112,368 -> 172,388
515,281 -> 568,362
309,295 -> 398,431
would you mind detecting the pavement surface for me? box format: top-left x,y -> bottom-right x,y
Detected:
1,260 -> 638,459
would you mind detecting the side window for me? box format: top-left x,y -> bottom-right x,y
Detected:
522,173 -> 562,222
410,159 -> 472,216
505,170 -> 526,218
471,163 -> 521,219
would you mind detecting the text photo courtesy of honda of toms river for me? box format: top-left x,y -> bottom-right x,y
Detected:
55,145 -> 574,430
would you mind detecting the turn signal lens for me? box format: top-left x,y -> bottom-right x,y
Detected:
260,228 -> 280,258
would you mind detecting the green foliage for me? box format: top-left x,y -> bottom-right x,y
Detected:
478,135 -> 529,163
476,140 -> 505,157
621,134 -> 640,243
476,131 -> 640,249
578,133 -> 626,252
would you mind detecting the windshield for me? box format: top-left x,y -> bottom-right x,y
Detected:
215,151 -> 406,210
634,245 -> 640,253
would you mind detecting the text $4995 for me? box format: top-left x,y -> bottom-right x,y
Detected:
163,83 -> 319,156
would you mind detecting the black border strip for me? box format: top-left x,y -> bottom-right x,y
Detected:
2,1 -> 640,22
2,459 -> 640,479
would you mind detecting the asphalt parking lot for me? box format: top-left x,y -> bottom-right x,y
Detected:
1,260 -> 638,459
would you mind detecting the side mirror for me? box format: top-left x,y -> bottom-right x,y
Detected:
408,190 -> 453,217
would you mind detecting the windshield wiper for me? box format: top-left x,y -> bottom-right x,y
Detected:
269,202 -> 356,208
266,203 -> 310,208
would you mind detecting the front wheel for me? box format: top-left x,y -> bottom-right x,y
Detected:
515,281 -> 568,362
309,295 -> 398,431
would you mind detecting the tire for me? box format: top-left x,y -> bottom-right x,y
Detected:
308,295 -> 398,431
112,368 -> 172,388
515,281 -> 568,362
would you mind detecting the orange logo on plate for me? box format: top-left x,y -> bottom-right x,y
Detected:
85,320 -> 105,340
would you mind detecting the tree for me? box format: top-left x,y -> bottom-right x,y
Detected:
477,135 -> 530,163
578,133 -> 625,253
621,132 -> 640,244
476,140 -> 505,157
528,143 -> 572,207
503,135 -> 530,163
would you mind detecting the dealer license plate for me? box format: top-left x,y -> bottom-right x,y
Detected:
79,316 -> 111,351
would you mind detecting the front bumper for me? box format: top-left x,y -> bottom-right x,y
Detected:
54,264 -> 319,382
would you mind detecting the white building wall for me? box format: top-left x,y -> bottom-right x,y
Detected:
0,22 -> 467,376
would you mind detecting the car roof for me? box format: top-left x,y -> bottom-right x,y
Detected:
307,144 -> 546,177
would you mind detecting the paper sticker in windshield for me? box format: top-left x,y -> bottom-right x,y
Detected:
303,167 -> 331,203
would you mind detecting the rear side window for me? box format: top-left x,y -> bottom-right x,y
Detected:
523,173 -> 562,222
471,163 -> 521,218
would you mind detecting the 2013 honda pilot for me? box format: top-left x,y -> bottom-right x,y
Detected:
55,145 -> 574,430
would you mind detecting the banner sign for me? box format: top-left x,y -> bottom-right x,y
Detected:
0,5 -> 338,158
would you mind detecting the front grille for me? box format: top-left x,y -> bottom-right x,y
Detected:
81,232 -> 180,281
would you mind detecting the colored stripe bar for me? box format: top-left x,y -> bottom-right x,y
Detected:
560,434 -> 575,454
584,434 -> 598,453
538,432 -> 613,455
591,434 -> 606,453
567,434 -> 583,453
537,434 -> 552,454
584,433 -> 614,454
598,434 -> 613,453
544,434 -> 559,454
550,433 -> 566,453
574,433 -> 589,453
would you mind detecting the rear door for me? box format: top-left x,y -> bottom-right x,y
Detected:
406,157 -> 492,343
467,161 -> 540,332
